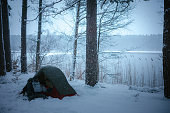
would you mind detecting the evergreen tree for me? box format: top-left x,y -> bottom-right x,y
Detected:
0,0 -> 6,76
21,0 -> 27,73
85,0 -> 98,86
35,0 -> 43,72
1,0 -> 12,72
163,0 -> 170,99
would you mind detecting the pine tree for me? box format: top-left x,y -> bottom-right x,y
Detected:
35,0 -> 43,72
1,0 -> 12,72
0,0 -> 6,76
85,0 -> 98,86
163,0 -> 170,99
21,0 -> 27,73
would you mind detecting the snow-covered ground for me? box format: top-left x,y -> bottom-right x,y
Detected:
0,73 -> 170,113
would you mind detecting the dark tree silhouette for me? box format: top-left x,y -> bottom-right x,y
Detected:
163,0 -> 170,99
21,0 -> 27,73
85,0 -> 98,86
0,1 -> 6,76
1,0 -> 12,72
35,0 -> 43,72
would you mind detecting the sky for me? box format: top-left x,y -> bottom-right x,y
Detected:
8,0 -> 164,35
125,0 -> 163,35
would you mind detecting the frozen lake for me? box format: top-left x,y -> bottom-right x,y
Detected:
98,51 -> 163,87
12,50 -> 163,88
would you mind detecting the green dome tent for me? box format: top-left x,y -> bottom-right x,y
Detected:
21,66 -> 77,100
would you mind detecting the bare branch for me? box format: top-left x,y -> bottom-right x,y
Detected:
27,0 -> 78,22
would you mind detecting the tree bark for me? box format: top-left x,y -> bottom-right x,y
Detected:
98,18 -> 101,53
21,0 -> 27,73
97,10 -> 106,53
71,0 -> 81,80
36,0 -> 43,72
0,1 -> 6,76
1,0 -> 12,72
97,13 -> 105,82
86,0 -> 98,86
163,0 -> 170,98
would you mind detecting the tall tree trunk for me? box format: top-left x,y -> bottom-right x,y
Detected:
0,1 -> 6,76
163,0 -> 170,98
36,0 -> 42,72
1,0 -> 12,72
86,0 -> 98,86
97,13 -> 105,82
71,0 -> 81,80
21,0 -> 27,73
98,19 -> 101,54
97,10 -> 107,52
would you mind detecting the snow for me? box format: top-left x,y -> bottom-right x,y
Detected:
0,73 -> 170,113
46,52 -> 72,56
100,51 -> 162,54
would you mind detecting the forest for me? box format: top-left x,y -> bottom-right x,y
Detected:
0,0 -> 170,113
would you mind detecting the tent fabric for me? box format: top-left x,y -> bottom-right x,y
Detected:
21,66 -> 77,100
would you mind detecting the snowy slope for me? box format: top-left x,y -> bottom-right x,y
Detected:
0,73 -> 170,113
